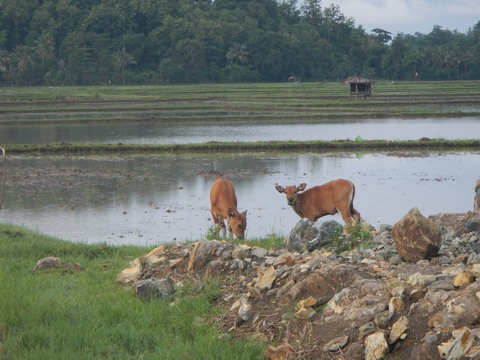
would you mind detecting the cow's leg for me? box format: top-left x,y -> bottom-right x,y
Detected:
215,216 -> 226,238
227,223 -> 233,240
211,209 -> 219,236
211,210 -> 226,238
214,219 -> 226,239
336,205 -> 353,225
215,216 -> 225,238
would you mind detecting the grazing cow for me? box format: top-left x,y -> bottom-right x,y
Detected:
275,179 -> 360,224
210,178 -> 247,240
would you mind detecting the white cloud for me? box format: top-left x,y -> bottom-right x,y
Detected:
324,0 -> 480,34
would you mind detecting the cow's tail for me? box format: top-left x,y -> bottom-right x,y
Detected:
349,182 -> 361,221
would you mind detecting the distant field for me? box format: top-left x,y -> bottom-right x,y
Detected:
1,81 -> 480,125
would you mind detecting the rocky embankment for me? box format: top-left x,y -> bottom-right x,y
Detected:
117,208 -> 480,360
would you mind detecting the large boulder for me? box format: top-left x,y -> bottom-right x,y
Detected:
392,207 -> 441,262
287,219 -> 342,253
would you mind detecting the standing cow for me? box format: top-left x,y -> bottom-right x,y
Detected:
210,178 -> 247,240
275,179 -> 360,224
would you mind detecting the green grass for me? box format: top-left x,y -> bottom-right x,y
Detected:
243,233 -> 287,250
0,224 -> 265,360
204,225 -> 286,250
325,220 -> 376,254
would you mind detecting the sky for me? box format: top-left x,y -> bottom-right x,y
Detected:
323,0 -> 480,35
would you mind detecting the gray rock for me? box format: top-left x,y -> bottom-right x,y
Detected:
422,331 -> 439,345
378,224 -> 393,232
358,322 -> 376,340
222,250 -> 233,260
251,247 -> 268,258
35,256 -> 62,270
389,254 -> 402,265
323,335 -> 349,352
374,310 -> 393,328
465,219 -> 480,233
134,278 -> 176,302
286,219 -> 318,253
309,221 -> 343,252
428,280 -> 455,292
286,219 -> 342,253
373,231 -> 392,246
188,240 -> 233,272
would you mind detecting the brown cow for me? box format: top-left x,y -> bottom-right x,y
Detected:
210,178 -> 247,240
275,179 -> 360,224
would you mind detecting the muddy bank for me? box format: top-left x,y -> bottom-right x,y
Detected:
4,139 -> 480,156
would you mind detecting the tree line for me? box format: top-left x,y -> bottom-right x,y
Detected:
1,0 -> 479,86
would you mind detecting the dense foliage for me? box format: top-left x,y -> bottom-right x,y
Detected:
1,0 -> 480,85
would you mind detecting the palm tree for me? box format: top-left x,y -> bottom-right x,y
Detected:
34,33 -> 55,69
112,46 -> 136,85
0,50 -> 13,85
14,45 -> 34,72
226,43 -> 249,65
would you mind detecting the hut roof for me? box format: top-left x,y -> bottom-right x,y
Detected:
341,76 -> 373,84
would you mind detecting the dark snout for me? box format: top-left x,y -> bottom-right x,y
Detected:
287,198 -> 296,206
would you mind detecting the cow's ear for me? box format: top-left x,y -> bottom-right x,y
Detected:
297,183 -> 307,191
242,210 -> 247,218
228,208 -> 235,217
275,185 -> 285,193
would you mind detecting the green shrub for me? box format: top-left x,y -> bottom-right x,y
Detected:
328,220 -> 374,253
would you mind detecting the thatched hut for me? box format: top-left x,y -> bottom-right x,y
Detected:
342,76 -> 373,97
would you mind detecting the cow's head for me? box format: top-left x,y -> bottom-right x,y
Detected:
275,183 -> 307,207
227,208 -> 247,239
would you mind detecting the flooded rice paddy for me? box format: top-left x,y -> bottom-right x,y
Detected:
0,117 -> 479,145
2,151 -> 479,246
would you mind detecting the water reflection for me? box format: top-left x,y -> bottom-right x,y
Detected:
1,118 -> 479,145
1,151 -> 479,246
